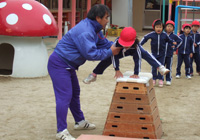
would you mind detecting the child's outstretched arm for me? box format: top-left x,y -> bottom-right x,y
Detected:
130,47 -> 141,78
140,32 -> 152,45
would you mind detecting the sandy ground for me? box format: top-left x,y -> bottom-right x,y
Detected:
0,33 -> 200,140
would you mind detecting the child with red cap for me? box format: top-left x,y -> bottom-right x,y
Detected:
176,24 -> 194,79
190,20 -> 200,76
164,20 -> 182,86
83,27 -> 170,83
140,19 -> 176,87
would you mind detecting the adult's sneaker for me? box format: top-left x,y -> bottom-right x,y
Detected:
158,65 -> 170,75
56,129 -> 75,140
83,74 -> 96,84
74,120 -> 96,130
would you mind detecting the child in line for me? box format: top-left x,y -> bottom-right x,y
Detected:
164,20 -> 182,86
176,24 -> 193,79
83,27 -> 170,84
190,20 -> 200,76
140,19 -> 176,87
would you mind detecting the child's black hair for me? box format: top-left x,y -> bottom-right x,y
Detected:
154,20 -> 164,29
180,26 -> 191,35
132,38 -> 139,48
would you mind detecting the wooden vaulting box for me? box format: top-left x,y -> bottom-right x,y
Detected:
103,72 -> 163,139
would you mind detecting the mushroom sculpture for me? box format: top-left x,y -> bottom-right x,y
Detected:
0,0 -> 58,78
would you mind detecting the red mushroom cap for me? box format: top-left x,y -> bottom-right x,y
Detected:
0,0 -> 58,36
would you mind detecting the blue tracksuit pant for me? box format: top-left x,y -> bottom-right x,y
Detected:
189,53 -> 200,73
48,52 -> 85,132
176,53 -> 190,76
152,55 -> 165,80
93,47 -> 160,74
165,56 -> 173,81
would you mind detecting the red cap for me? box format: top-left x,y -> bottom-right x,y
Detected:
152,19 -> 161,29
191,20 -> 200,26
182,24 -> 191,30
118,27 -> 137,46
165,20 -> 175,27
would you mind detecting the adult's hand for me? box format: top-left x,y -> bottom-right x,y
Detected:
110,44 -> 121,55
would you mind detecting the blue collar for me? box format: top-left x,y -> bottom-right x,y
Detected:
86,18 -> 103,33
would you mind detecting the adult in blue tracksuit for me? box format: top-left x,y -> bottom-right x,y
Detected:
190,26 -> 200,75
140,20 -> 174,85
164,20 -> 182,84
176,24 -> 194,78
47,4 -> 121,140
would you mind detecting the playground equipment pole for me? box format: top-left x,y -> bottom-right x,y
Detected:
175,5 -> 200,34
163,0 -> 165,23
58,0 -> 63,40
168,0 -> 173,20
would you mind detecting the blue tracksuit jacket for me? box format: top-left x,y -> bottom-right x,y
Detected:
54,18 -> 113,69
190,31 -> 200,53
178,34 -> 193,54
166,32 -> 182,57
140,31 -> 174,57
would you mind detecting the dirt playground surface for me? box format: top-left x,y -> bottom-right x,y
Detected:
0,33 -> 200,140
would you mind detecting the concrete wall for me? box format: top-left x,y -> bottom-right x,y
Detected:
112,0 -> 132,27
132,0 -> 145,32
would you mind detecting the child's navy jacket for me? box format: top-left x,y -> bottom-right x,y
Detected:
178,34 -> 194,54
140,31 -> 174,57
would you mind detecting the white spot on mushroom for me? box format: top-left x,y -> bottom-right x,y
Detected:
0,2 -> 7,8
6,14 -> 18,25
22,3 -> 32,10
43,14 -> 52,25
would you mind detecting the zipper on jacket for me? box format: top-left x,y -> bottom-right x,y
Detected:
157,35 -> 160,55
122,48 -> 126,57
193,34 -> 195,53
184,36 -> 187,54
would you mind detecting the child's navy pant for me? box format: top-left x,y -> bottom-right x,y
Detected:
165,56 -> 173,81
176,53 -> 190,76
190,53 -> 200,74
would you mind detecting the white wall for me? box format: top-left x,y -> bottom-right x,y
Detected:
112,0 -> 132,27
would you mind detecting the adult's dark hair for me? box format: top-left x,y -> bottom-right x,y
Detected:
87,4 -> 110,20
154,20 -> 164,29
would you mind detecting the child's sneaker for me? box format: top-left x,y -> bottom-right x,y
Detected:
176,75 -> 180,79
158,65 -> 170,75
166,81 -> 171,86
74,120 -> 96,130
56,129 -> 75,140
186,75 -> 191,79
83,74 -> 96,84
153,80 -> 156,86
158,80 -> 163,87
190,73 -> 194,76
